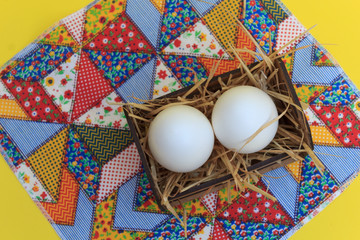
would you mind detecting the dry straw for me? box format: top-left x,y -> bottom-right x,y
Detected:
109,4 -> 322,232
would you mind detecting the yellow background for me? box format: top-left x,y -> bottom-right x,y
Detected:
0,0 -> 359,239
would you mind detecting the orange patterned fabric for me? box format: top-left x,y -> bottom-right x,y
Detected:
0,99 -> 30,120
310,126 -> 342,146
41,167 -> 79,225
27,127 -> 69,200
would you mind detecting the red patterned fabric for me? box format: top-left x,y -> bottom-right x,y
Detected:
218,182 -> 294,226
84,13 -> 155,54
1,78 -> 67,123
71,52 -> 114,121
213,220 -> 231,240
311,104 -> 360,147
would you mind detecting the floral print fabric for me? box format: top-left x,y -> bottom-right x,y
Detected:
0,129 -> 23,166
219,219 -> 290,240
144,216 -> 207,240
85,50 -> 152,88
41,52 -> 79,121
153,57 -> 183,98
83,0 -> 126,44
75,91 -> 128,130
218,182 -> 294,226
159,0 -> 200,49
242,0 -> 277,53
311,105 -> 360,147
311,77 -> 359,106
2,78 -> 67,123
5,45 -> 73,81
297,156 -> 338,221
39,25 -> 78,47
65,128 -> 101,202
160,55 -> 208,87
84,13 -> 154,54
162,20 -> 230,59
15,162 -> 54,202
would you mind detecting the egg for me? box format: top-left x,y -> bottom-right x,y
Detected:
148,105 -> 214,173
211,86 -> 278,153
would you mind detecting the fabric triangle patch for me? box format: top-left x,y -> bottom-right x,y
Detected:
5,45 -> 74,81
216,184 -> 241,214
41,166 -> 79,225
310,105 -> 360,147
74,91 -> 129,130
71,52 -> 114,121
39,24 -> 79,48
0,128 -> 24,167
162,19 -> 230,59
135,172 -> 156,209
159,0 -> 201,49
85,49 -> 153,88
116,57 -> 156,103
203,0 -> 241,49
41,52 -> 80,121
97,142 -> 142,203
282,51 -> 295,78
201,191 -> 218,214
242,0 -> 277,54
152,57 -> 183,99
217,181 -> 294,225
1,79 -> 67,123
310,76 -> 359,106
304,107 -> 324,126
297,156 -> 339,221
92,191 -> 146,239
314,145 -> 360,184
82,0 -> 127,45
62,8 -> 86,44
135,197 -> 162,214
27,127 -> 69,200
0,118 -> 65,158
236,26 -> 256,64
65,127 -> 101,203
218,218 -> 291,239
150,0 -> 166,13
198,57 -> 239,76
73,125 -> 134,167
174,198 -> 210,218
285,160 -> 303,183
145,215 -> 206,239
312,44 -> 335,67
310,126 -> 342,146
0,99 -> 30,120
160,55 -> 208,87
0,80 -> 13,99
14,162 -> 54,202
294,84 -> 327,104
190,219 -> 215,240
213,220 -> 231,240
84,13 -> 155,54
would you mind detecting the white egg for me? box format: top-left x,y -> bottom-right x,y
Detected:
211,86 -> 278,153
148,105 -> 214,173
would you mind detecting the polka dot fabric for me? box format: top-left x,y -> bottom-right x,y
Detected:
62,9 -> 86,44
27,127 -> 69,200
0,99 -> 30,120
71,52 -> 114,121
201,191 -> 218,214
310,125 -> 342,146
97,142 -> 142,203
275,15 -> 307,55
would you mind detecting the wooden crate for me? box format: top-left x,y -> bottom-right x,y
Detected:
125,59 -> 313,210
